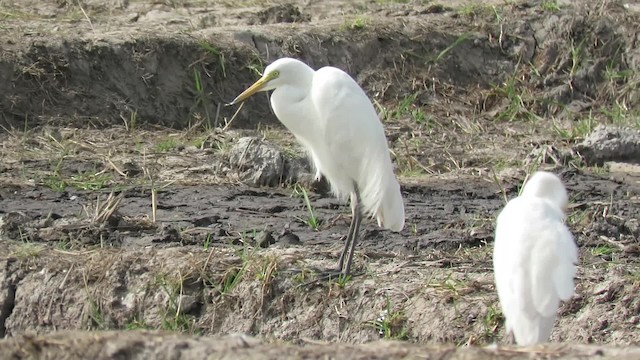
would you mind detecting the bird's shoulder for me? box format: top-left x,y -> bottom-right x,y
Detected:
497,196 -> 561,225
495,196 -> 567,258
497,195 -> 575,265
313,66 -> 361,90
309,66 -> 378,128
315,65 -> 349,77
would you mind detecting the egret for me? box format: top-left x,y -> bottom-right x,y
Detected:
493,171 -> 578,346
229,57 -> 405,277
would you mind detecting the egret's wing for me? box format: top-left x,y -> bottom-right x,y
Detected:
552,225 -> 578,300
308,67 -> 378,198
293,135 -> 323,180
529,207 -> 577,317
310,67 -> 383,166
493,199 -> 531,328
309,67 -> 404,230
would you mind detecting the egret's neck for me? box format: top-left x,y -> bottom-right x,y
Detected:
271,83 -> 308,108
270,81 -> 314,135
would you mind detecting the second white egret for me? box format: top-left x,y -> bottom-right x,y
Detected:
229,58 -> 405,277
493,171 -> 578,346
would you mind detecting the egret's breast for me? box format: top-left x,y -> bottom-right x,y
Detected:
270,88 -> 318,141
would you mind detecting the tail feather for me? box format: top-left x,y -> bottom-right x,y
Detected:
358,154 -> 405,232
376,178 -> 404,231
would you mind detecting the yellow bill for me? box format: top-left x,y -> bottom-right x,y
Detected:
228,76 -> 270,106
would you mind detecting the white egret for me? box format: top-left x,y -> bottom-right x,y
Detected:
493,171 -> 578,346
229,57 -> 405,277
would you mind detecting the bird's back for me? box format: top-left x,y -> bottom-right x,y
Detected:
309,66 -> 404,231
493,196 -> 577,345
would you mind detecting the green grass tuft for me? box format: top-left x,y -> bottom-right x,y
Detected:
155,138 -> 179,152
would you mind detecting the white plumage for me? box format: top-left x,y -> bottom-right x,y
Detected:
230,58 -> 405,276
493,171 -> 578,346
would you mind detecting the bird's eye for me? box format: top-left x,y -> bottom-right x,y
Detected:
271,70 -> 280,78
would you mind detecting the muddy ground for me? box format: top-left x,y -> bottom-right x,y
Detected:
0,0 -> 639,359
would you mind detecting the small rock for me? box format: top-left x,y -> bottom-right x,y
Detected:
254,231 -> 275,248
277,231 -> 302,246
122,161 -> 142,177
177,295 -> 200,315
229,137 -> 318,188
126,12 -> 139,22
192,215 -> 220,227
154,224 -> 181,243
229,137 -> 286,187
575,125 -> 640,165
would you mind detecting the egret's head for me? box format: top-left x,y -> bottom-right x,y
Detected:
229,58 -> 310,105
521,171 -> 569,212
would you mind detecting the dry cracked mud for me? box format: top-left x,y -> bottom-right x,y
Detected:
0,0 -> 639,359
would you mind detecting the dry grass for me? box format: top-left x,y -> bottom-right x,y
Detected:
0,147 -> 637,354
0,126 -> 245,190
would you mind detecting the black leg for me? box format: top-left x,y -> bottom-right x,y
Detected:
337,183 -> 361,274
298,183 -> 363,287
342,188 -> 362,276
336,191 -> 358,271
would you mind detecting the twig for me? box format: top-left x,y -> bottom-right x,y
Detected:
92,192 -> 123,225
490,168 -> 508,205
59,263 -> 75,290
222,101 -> 244,131
202,246 -> 216,273
175,269 -> 184,318
106,156 -> 126,177
214,102 -> 222,128
151,188 -> 157,223
53,249 -> 97,256
76,0 -> 94,31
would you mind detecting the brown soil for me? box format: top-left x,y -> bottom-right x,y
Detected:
0,0 -> 639,359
